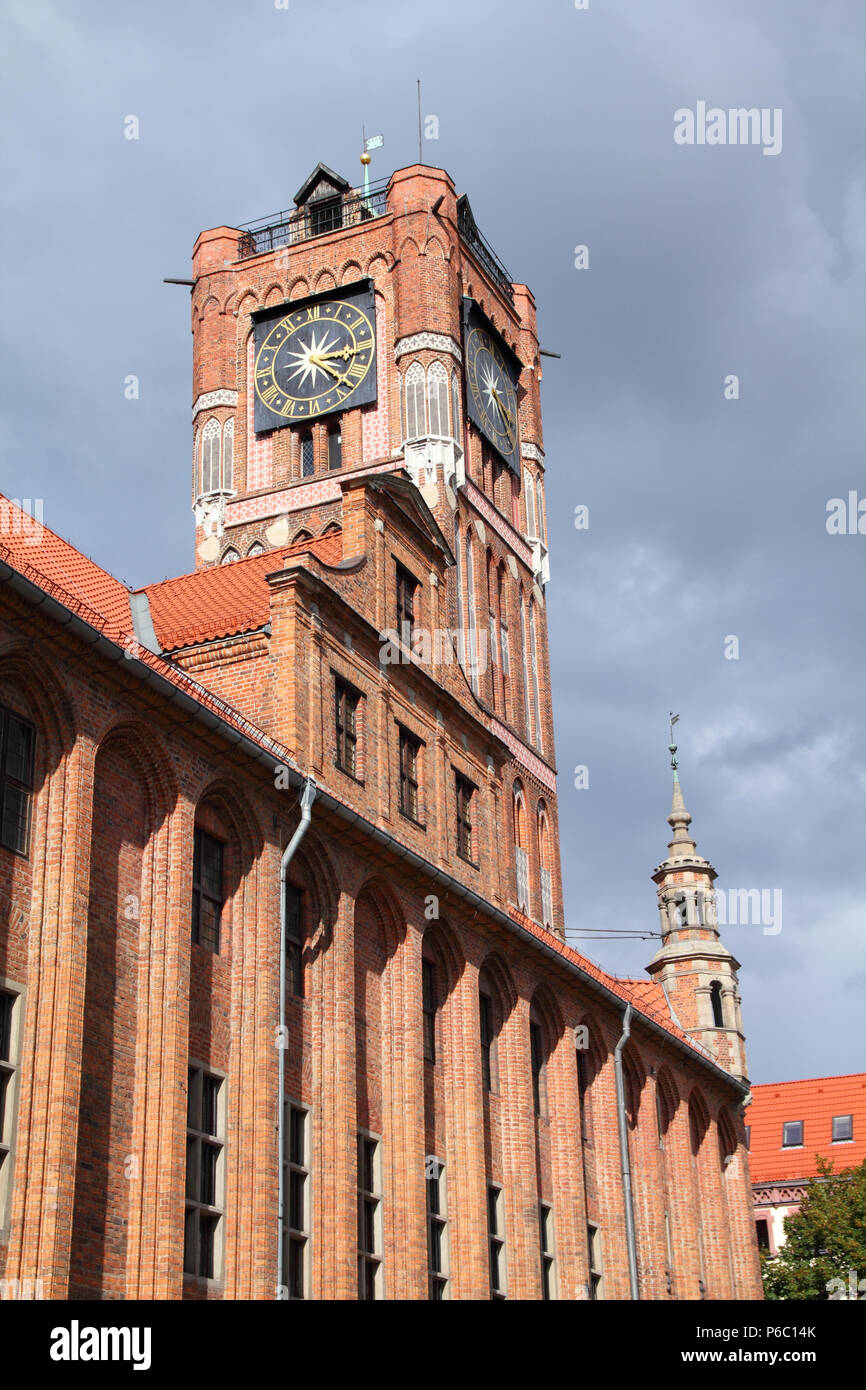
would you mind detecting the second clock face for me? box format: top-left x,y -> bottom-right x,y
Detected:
253,287 -> 377,431
462,303 -> 522,472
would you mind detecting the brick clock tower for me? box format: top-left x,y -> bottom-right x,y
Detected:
189,159 -> 562,934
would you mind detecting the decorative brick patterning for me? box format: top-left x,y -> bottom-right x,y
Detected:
246,337 -> 273,491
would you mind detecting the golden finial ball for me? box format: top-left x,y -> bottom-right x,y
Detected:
360,152 -> 371,166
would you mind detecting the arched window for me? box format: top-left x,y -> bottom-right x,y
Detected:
529,599 -> 542,749
710,980 -> 724,1028
498,565 -> 510,690
220,547 -> 239,565
453,513 -> 465,665
300,432 -> 314,478
427,362 -> 449,438
513,782 -> 528,911
520,591 -> 532,742
247,541 -> 264,557
222,419 -> 234,490
404,363 -> 426,441
291,529 -> 313,546
537,803 -> 552,930
201,418 -> 221,494
523,468 -> 538,539
487,552 -> 499,680
450,369 -> 461,441
328,423 -> 342,470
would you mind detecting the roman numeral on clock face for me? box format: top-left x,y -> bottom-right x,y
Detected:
346,360 -> 367,381
260,383 -> 280,406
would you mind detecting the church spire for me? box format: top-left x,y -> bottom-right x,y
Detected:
646,717 -> 750,1081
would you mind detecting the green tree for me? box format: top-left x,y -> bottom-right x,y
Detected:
762,1156 -> 866,1300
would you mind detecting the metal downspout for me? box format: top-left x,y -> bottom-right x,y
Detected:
276,776 -> 317,1297
614,1002 -> 640,1299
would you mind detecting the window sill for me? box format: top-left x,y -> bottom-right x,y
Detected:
456,852 -> 480,870
335,762 -> 365,787
398,809 -> 426,831
831,1139 -> 854,1145
183,1273 -> 225,1291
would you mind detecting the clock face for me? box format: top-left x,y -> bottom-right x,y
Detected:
462,304 -> 521,471
252,286 -> 377,432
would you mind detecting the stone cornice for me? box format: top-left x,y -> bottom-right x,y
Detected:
395,333 -> 462,364
193,389 -> 238,418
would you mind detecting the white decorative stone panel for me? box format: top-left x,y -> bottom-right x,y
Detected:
192,389 -> 238,417
521,442 -> 545,463
395,332 -> 462,364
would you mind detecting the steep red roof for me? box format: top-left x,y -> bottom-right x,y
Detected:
0,496 -> 133,640
142,530 -> 343,650
748,1073 -> 866,1183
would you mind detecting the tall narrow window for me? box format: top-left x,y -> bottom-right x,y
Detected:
0,986 -> 21,1226
480,989 -> 494,1092
334,679 -> 359,777
709,980 -> 724,1027
404,363 -> 425,440
0,703 -> 34,855
399,727 -> 422,823
285,884 -> 303,998
453,514 -> 466,666
191,827 -> 223,953
487,1185 -> 506,1300
358,1134 -> 383,1299
427,363 -> 448,437
426,1158 -> 449,1299
300,432 -> 315,477
529,600 -> 543,749
455,774 -> 475,863
520,593 -> 532,742
396,563 -> 419,646
498,567 -> 510,676
222,419 -> 234,490
513,784 -> 528,911
422,957 -> 437,1063
530,1019 -> 545,1116
536,475 -> 546,543
185,1066 -> 225,1280
587,1223 -> 604,1299
523,468 -> 538,539
576,1045 -> 591,1143
465,531 -> 478,691
285,1102 -> 310,1298
201,418 -> 221,494
538,805 -> 552,930
539,1203 -> 557,1300
450,369 -> 461,441
328,423 -> 342,470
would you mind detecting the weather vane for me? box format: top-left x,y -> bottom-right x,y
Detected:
668,712 -> 680,771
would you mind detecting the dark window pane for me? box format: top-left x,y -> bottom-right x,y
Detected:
290,1106 -> 305,1166
0,991 -> 12,1062
832,1114 -> 853,1142
328,427 -> 342,470
422,958 -> 436,1063
288,1237 -> 305,1298
289,1169 -> 305,1231
1,783 -> 30,853
429,1219 -> 442,1273
782,1121 -> 803,1147
5,717 -> 34,786
185,1137 -> 197,1199
200,1141 -> 218,1205
360,1138 -> 375,1193
199,1213 -> 217,1278
201,1075 -> 219,1135
301,433 -> 314,476
183,1208 -> 197,1275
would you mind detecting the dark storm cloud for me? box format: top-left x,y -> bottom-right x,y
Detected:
1,0 -> 863,1081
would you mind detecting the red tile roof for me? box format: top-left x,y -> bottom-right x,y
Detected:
748,1073 -> 866,1183
0,498 -> 134,641
142,530 -> 343,650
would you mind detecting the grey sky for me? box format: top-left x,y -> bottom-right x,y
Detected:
2,0 -> 864,1084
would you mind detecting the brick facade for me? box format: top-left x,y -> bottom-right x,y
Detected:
0,160 -> 763,1300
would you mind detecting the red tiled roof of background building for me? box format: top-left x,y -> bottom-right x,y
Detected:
748,1072 -> 866,1183
142,529 -> 343,650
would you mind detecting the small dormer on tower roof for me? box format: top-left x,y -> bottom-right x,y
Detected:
293,163 -> 352,208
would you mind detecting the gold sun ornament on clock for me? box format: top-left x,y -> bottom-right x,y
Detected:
252,287 -> 377,431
